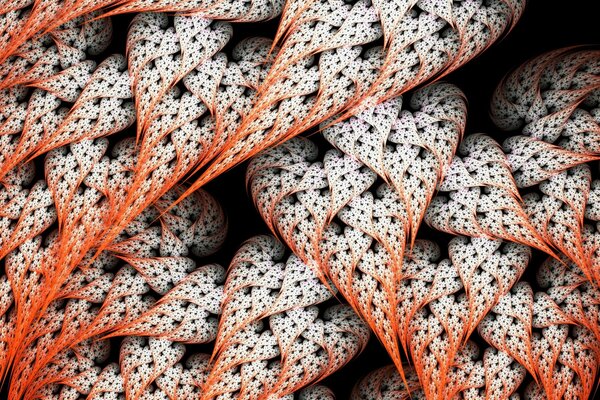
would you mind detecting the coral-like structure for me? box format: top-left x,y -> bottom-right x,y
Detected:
248,83 -> 466,376
0,1 -> 598,399
492,48 -> 600,155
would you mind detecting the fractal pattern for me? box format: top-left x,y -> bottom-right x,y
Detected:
0,1 -> 598,399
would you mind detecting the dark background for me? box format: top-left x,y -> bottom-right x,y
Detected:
196,1 -> 600,397
1,1 -> 598,398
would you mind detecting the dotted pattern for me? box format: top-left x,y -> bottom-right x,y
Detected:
202,235 -> 369,400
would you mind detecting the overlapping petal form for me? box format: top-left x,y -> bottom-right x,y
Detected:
503,135 -> 598,188
478,282 -> 537,377
350,365 -> 423,399
1,116 -> 232,378
479,269 -> 600,399
249,125 -> 532,391
0,1 -> 282,67
397,237 -> 528,399
292,385 -> 335,400
0,11 -> 112,90
0,162 -> 56,259
185,0 -> 524,193
249,135 -> 407,372
523,164 -> 592,277
448,236 -> 530,339
0,48 -> 134,182
120,337 -> 205,400
126,14 -> 232,134
322,83 -> 466,242
491,48 -> 600,155
248,83 -> 465,374
2,184 -> 226,399
86,356 -> 333,400
351,343 -> 526,400
1,2 -> 596,399
529,299 -> 598,399
108,0 -> 283,21
347,0 -> 524,113
585,179 -> 600,221
425,133 -> 554,254
537,257 -> 600,346
77,338 -> 213,400
26,338 -> 111,399
201,235 -> 369,400
94,14 -> 276,257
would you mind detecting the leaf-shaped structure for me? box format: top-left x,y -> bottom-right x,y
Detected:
249,128 -> 534,388
478,282 -> 537,377
503,135 -> 598,188
491,48 -> 600,155
2,184 -> 226,398
91,15 -> 276,259
108,0 -> 284,20
583,182 -> 600,286
248,84 -> 465,374
400,249 -> 470,398
351,343 -> 525,400
0,162 -> 56,259
583,222 -> 600,285
0,1 -> 282,67
36,55 -> 134,154
90,352 -> 211,400
248,110 -> 532,389
425,134 -> 554,255
86,358 -> 332,400
446,343 -> 526,400
322,83 -> 466,243
583,181 -> 600,283
120,337 -> 200,400
346,0 -> 524,113
397,237 -> 528,398
249,135 -> 408,373
8,285 -> 115,400
126,14 -> 231,135
523,164 -> 591,278
43,139 -> 132,289
537,256 -> 600,346
201,235 -> 369,400
529,304 -> 599,399
23,338 -> 111,400
350,365 -> 423,400
292,385 -> 335,400
109,186 -> 227,262
183,0 -> 525,194
107,264 -> 225,343
448,236 -> 530,339
480,274 -> 600,399
3,4 -> 595,399
3,122 -> 227,353
0,11 -> 112,90
0,46 -> 134,182
5,12 -> 283,295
